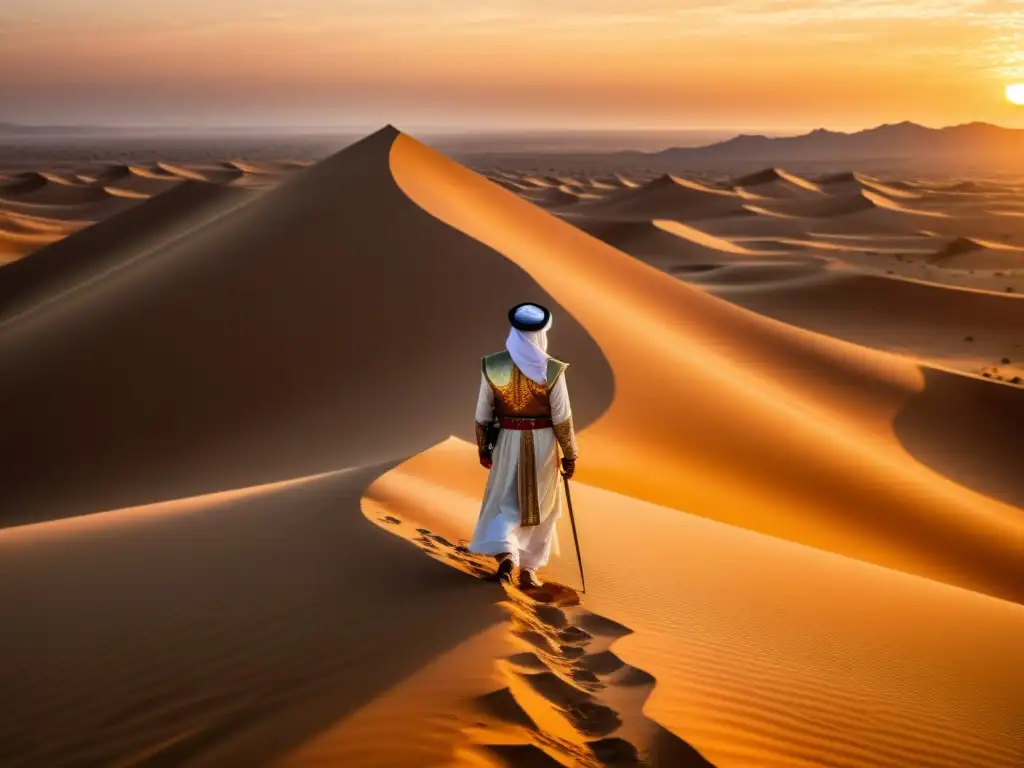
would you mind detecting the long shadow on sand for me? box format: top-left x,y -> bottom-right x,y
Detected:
0,463 -> 503,766
893,369 -> 1024,602
894,368 -> 1024,513
0,126 -> 614,528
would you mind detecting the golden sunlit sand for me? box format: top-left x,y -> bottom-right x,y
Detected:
0,127 -> 1022,767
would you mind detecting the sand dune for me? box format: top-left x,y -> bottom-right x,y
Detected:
0,193 -> 142,224
685,263 -> 1024,367
92,164 -> 135,183
519,175 -> 555,188
1,128 -> 1022,767
222,160 -> 299,175
130,164 -> 189,180
0,207 -> 88,262
392,132 -> 1024,602
519,186 -> 585,207
155,162 -> 246,184
502,166 -> 1022,376
0,128 -> 614,526
731,167 -> 824,197
586,176 -> 623,190
485,176 -> 537,194
931,236 -> 1024,270
0,225 -> 72,263
612,173 -> 642,188
0,162 -> 299,263
675,259 -> 829,288
745,188 -> 943,222
814,171 -> 925,200
0,171 -> 114,206
0,464 -> 516,768
0,127 -> 617,766
569,173 -> 753,221
565,218 -> 769,274
102,171 -> 183,197
574,218 -> 753,255
0,181 -> 256,321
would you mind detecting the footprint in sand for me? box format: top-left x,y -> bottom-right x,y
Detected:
516,670 -> 622,737
469,586 -> 710,765
368,513 -> 710,765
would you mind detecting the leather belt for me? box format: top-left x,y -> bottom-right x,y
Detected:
498,416 -> 553,430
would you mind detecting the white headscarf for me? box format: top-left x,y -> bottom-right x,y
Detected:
506,305 -> 552,385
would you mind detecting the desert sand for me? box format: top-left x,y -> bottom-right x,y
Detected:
0,127 -> 1022,767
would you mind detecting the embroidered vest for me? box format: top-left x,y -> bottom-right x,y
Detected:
481,351 -> 568,418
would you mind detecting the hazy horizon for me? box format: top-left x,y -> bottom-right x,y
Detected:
2,1 -> 1023,132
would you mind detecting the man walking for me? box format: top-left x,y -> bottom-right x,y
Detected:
470,303 -> 579,589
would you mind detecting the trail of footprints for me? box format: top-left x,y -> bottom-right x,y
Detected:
375,513 -> 712,767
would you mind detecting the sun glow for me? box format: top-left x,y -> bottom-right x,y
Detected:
1007,83 -> 1024,105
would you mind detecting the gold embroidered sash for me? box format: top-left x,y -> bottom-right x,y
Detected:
517,430 -> 540,526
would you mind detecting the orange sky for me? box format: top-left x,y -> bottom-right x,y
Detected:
1,0 -> 1023,131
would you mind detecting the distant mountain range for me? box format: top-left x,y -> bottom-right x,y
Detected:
4,120 -> 1023,167
619,122 -> 1024,163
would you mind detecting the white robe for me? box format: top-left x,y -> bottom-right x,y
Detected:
469,371 -> 572,570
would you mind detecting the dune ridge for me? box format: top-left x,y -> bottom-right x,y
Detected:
731,167 -> 824,197
568,173 -> 753,221
0,181 -> 258,323
0,160 -> 303,264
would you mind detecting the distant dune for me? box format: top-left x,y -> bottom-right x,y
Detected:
731,167 -> 824,197
566,173 -> 752,221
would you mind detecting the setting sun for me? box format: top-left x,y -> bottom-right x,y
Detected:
1007,83 -> 1024,105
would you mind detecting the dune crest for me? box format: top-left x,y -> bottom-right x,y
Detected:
569,172 -> 753,220
731,167 -> 824,196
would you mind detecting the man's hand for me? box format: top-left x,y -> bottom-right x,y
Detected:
561,457 -> 576,479
480,453 -> 493,470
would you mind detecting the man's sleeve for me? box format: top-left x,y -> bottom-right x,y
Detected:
548,374 -> 578,460
475,370 -> 494,455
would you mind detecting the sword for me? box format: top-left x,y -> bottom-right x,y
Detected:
561,472 -> 586,594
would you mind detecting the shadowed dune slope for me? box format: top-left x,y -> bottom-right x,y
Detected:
0,181 -> 256,320
0,462 -> 514,768
0,172 -> 51,196
694,268 -> 1024,357
0,127 -> 612,527
390,134 -> 1024,604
